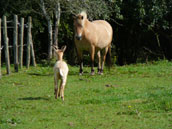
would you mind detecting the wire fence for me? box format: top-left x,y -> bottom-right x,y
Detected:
0,15 -> 36,78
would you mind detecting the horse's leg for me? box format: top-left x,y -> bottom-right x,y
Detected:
90,46 -> 95,75
78,51 -> 83,75
97,51 -> 101,74
101,47 -> 109,74
79,60 -> 83,75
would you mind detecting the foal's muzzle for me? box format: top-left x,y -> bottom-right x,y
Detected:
75,35 -> 82,41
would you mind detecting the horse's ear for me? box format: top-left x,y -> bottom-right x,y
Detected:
61,45 -> 67,52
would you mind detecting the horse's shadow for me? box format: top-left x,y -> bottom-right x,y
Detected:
18,97 -> 49,101
27,73 -> 52,76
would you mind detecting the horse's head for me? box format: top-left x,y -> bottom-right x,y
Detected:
74,11 -> 87,41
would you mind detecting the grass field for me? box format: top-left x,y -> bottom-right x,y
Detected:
0,60 -> 172,129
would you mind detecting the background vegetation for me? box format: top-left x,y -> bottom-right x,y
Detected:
0,0 -> 171,65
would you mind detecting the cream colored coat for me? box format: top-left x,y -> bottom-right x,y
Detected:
53,46 -> 68,101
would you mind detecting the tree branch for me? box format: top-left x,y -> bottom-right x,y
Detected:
40,0 -> 50,21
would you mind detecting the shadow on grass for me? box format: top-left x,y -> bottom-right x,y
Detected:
27,73 -> 52,76
68,70 -> 90,76
18,97 -> 49,101
80,98 -> 121,105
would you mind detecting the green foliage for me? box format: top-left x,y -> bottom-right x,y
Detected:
0,60 -> 172,128
110,0 -> 172,65
61,0 -> 112,20
0,0 -> 172,64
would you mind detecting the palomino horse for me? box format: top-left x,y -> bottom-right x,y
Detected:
74,11 -> 113,75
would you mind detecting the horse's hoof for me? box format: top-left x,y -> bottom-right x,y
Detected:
91,72 -> 95,76
61,97 -> 64,101
100,72 -> 103,75
98,72 -> 103,75
79,73 -> 83,76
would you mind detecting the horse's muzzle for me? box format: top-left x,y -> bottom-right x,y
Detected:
75,35 -> 82,41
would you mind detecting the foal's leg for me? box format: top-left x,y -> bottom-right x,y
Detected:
97,51 -> 101,74
59,80 -> 62,97
101,47 -> 109,74
90,46 -> 95,75
60,77 -> 67,101
54,72 -> 59,99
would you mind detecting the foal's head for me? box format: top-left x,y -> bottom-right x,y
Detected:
53,45 -> 67,61
74,11 -> 87,41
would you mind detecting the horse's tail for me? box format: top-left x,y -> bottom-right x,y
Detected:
106,45 -> 112,69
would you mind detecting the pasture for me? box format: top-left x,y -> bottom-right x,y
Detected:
0,60 -> 172,129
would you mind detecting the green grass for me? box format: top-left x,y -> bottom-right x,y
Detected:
0,60 -> 172,129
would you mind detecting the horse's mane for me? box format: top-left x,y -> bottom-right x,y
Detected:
80,11 -> 87,19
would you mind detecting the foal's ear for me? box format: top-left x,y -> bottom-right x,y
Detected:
73,14 -> 77,20
52,45 -> 59,52
61,45 -> 67,52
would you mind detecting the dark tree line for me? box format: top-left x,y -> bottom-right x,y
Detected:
0,0 -> 171,65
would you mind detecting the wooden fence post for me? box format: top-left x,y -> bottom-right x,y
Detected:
3,16 -> 11,75
13,15 -> 19,72
30,34 -> 36,67
19,17 -> 24,69
0,18 -> 1,79
26,16 -> 31,69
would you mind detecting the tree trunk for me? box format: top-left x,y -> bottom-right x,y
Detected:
40,0 -> 53,59
53,2 -> 61,48
48,20 -> 53,59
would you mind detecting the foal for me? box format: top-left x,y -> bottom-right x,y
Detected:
53,45 -> 69,101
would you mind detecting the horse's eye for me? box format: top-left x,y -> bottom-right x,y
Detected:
81,16 -> 84,20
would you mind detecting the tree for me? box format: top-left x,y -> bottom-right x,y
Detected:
40,0 -> 61,59
1,0 -> 171,64
109,0 -> 172,64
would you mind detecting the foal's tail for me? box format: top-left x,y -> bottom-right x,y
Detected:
106,45 -> 112,69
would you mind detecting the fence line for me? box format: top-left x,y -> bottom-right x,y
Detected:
0,15 -> 36,78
